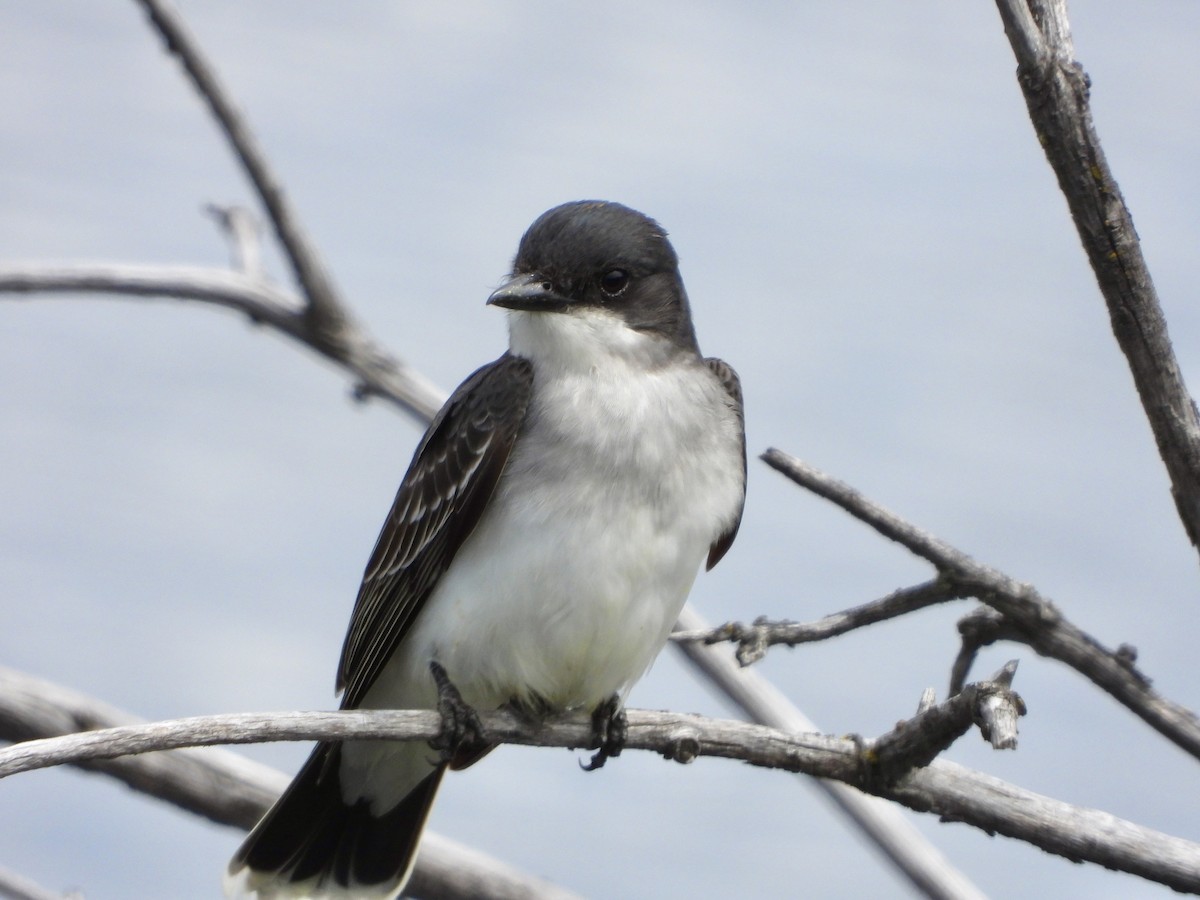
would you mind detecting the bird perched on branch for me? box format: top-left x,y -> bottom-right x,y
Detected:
226,200 -> 746,899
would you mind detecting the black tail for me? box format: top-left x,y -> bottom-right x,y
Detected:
227,742 -> 445,897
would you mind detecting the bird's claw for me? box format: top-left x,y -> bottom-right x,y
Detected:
428,660 -> 486,763
581,694 -> 627,771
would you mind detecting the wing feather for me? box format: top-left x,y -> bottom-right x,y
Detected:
704,357 -> 746,570
336,354 -> 534,707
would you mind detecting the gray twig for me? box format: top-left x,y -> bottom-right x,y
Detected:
204,204 -> 263,277
134,0 -> 340,331
672,578 -> 969,665
672,607 -> 987,900
119,0 -> 445,424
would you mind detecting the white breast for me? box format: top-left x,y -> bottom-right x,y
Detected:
379,307 -> 743,714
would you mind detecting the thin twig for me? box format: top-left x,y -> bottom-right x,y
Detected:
204,204 -> 263,277
133,0 -> 341,332
994,0 -> 1200,556
123,0 -> 446,424
672,578 -> 969,665
1,263 -> 299,327
761,448 -> 1200,761
951,606 -> 1027,695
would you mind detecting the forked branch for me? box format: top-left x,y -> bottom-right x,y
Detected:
761,448 -> 1200,761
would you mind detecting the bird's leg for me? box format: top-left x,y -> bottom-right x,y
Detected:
428,660 -> 487,764
581,693 -> 627,771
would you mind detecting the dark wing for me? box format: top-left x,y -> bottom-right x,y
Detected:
704,357 -> 746,570
336,353 -> 534,708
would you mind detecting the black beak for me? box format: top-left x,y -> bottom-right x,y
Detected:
486,272 -> 570,312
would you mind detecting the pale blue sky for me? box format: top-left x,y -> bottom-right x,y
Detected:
2,2 -> 1198,897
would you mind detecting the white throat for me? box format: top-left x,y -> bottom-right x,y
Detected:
506,307 -> 682,374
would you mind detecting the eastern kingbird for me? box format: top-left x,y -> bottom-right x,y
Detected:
226,200 -> 746,898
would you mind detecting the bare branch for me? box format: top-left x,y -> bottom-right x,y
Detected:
889,761 -> 1200,895
0,867 -> 80,900
951,606 -> 1028,695
5,697 -> 1015,785
1,262 -> 298,325
3,673 -> 1198,892
673,578 -> 969,665
0,262 -> 444,422
869,662 -> 1024,786
121,0 -> 447,425
673,606 -> 988,900
0,667 -> 579,900
762,447 -> 1200,760
132,0 -> 340,331
994,0 -> 1200,556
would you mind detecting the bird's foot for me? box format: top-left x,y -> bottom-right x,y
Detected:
581,694 -> 627,771
428,660 -> 486,764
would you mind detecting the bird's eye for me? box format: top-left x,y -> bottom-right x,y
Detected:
599,269 -> 630,297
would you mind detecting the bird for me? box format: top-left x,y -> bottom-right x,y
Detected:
225,200 -> 746,899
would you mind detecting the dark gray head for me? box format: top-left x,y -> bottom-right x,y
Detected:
487,200 -> 699,352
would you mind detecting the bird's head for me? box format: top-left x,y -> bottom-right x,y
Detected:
487,201 -> 700,355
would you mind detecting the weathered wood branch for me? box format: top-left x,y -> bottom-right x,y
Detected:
0,666 -> 577,900
994,0 -> 1200,558
761,448 -> 1200,761
870,662 -> 1024,784
133,0 -> 342,336
126,0 -> 447,425
0,701 -> 1002,785
672,607 -> 987,900
2,665 -> 1198,892
0,262 -> 443,422
889,760 -> 1200,894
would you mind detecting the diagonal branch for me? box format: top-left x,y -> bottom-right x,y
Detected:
133,0 -> 339,332
127,0 -> 447,426
762,447 -> 1200,761
889,759 -> 1200,895
994,0 -> 1200,558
